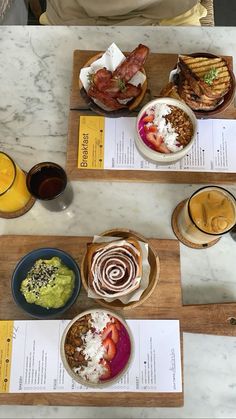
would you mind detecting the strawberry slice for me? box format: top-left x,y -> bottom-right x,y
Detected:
157,143 -> 171,154
102,337 -> 116,361
146,132 -> 163,150
142,114 -> 154,123
113,318 -> 121,331
102,323 -> 119,344
144,124 -> 157,134
100,359 -> 111,380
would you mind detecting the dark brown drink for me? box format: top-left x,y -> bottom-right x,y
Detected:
26,162 -> 73,211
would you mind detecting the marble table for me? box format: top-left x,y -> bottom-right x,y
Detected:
0,26 -> 236,419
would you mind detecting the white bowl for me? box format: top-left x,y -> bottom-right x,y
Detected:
135,97 -> 198,165
60,308 -> 134,388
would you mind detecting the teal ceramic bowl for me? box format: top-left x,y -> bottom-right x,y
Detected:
11,247 -> 81,318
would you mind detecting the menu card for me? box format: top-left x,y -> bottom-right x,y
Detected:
0,319 -> 182,394
78,116 -> 236,172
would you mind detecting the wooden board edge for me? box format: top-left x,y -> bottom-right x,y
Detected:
0,391 -> 184,407
66,110 -> 236,184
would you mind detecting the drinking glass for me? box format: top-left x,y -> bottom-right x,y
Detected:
26,162 -> 73,212
176,186 -> 236,245
0,151 -> 32,213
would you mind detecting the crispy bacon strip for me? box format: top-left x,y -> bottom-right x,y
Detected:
87,44 -> 149,110
93,76 -> 142,99
113,44 -> 149,83
115,83 -> 142,100
88,85 -> 127,110
93,68 -> 112,91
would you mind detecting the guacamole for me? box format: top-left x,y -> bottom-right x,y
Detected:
20,257 -> 75,309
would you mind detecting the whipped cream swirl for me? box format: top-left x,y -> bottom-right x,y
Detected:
91,240 -> 141,298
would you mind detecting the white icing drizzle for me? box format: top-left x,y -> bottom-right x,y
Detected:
91,240 -> 141,297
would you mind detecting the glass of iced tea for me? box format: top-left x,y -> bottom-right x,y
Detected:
0,151 -> 32,214
176,186 -> 236,245
26,162 -> 73,212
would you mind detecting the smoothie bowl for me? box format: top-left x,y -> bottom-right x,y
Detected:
11,248 -> 81,318
60,309 -> 133,388
135,98 -> 197,164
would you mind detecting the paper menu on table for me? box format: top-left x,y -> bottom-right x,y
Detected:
78,116 -> 236,172
0,319 -> 182,393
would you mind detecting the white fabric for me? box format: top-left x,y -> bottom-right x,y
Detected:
0,0 -> 28,24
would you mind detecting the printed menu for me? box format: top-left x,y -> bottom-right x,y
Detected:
78,116 -> 236,172
0,319 -> 182,394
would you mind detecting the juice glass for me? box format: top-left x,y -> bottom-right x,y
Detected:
0,152 -> 32,213
177,186 -> 236,245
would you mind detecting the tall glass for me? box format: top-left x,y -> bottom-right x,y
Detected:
0,152 -> 32,213
177,186 -> 236,245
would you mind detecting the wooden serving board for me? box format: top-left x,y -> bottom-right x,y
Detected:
66,50 -> 236,183
0,234 -> 183,407
1,234 -> 236,406
66,110 -> 236,183
70,50 -> 236,119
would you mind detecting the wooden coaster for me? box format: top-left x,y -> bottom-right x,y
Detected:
0,195 -> 36,219
171,200 -> 220,249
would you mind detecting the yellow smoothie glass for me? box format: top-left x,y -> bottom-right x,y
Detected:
0,152 -> 32,213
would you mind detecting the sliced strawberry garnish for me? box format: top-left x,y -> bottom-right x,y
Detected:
100,359 -> 111,380
144,124 -> 157,133
142,114 -> 154,123
146,132 -> 163,150
157,143 -> 171,154
148,125 -> 158,133
102,337 -> 116,361
102,323 -> 119,344
113,318 -> 121,331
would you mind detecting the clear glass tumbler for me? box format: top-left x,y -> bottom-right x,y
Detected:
177,186 -> 236,245
0,151 -> 32,213
26,162 -> 73,212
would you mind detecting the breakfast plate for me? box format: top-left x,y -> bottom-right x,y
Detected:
161,52 -> 236,118
78,43 -> 149,117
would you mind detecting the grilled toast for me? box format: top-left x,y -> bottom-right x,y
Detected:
178,55 -> 231,99
178,77 -> 221,111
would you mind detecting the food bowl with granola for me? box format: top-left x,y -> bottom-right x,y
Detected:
60,309 -> 133,388
135,97 -> 197,164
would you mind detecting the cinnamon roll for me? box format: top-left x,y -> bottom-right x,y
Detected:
87,238 -> 142,298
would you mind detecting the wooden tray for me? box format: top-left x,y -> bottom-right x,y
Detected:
67,50 -> 236,183
0,234 -> 183,407
66,110 -> 236,183
1,234 -> 236,406
71,50 -> 236,119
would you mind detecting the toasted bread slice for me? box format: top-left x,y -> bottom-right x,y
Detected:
160,81 -> 183,101
178,55 -> 231,100
178,77 -> 221,111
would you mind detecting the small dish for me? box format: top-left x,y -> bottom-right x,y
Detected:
11,247 -> 81,318
81,228 -> 160,310
135,97 -> 197,165
60,308 -> 134,388
79,51 -> 147,118
168,52 -> 236,118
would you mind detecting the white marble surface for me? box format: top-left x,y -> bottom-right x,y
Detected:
0,26 -> 236,418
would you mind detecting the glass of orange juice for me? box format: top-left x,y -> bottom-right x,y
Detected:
0,151 -> 32,213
